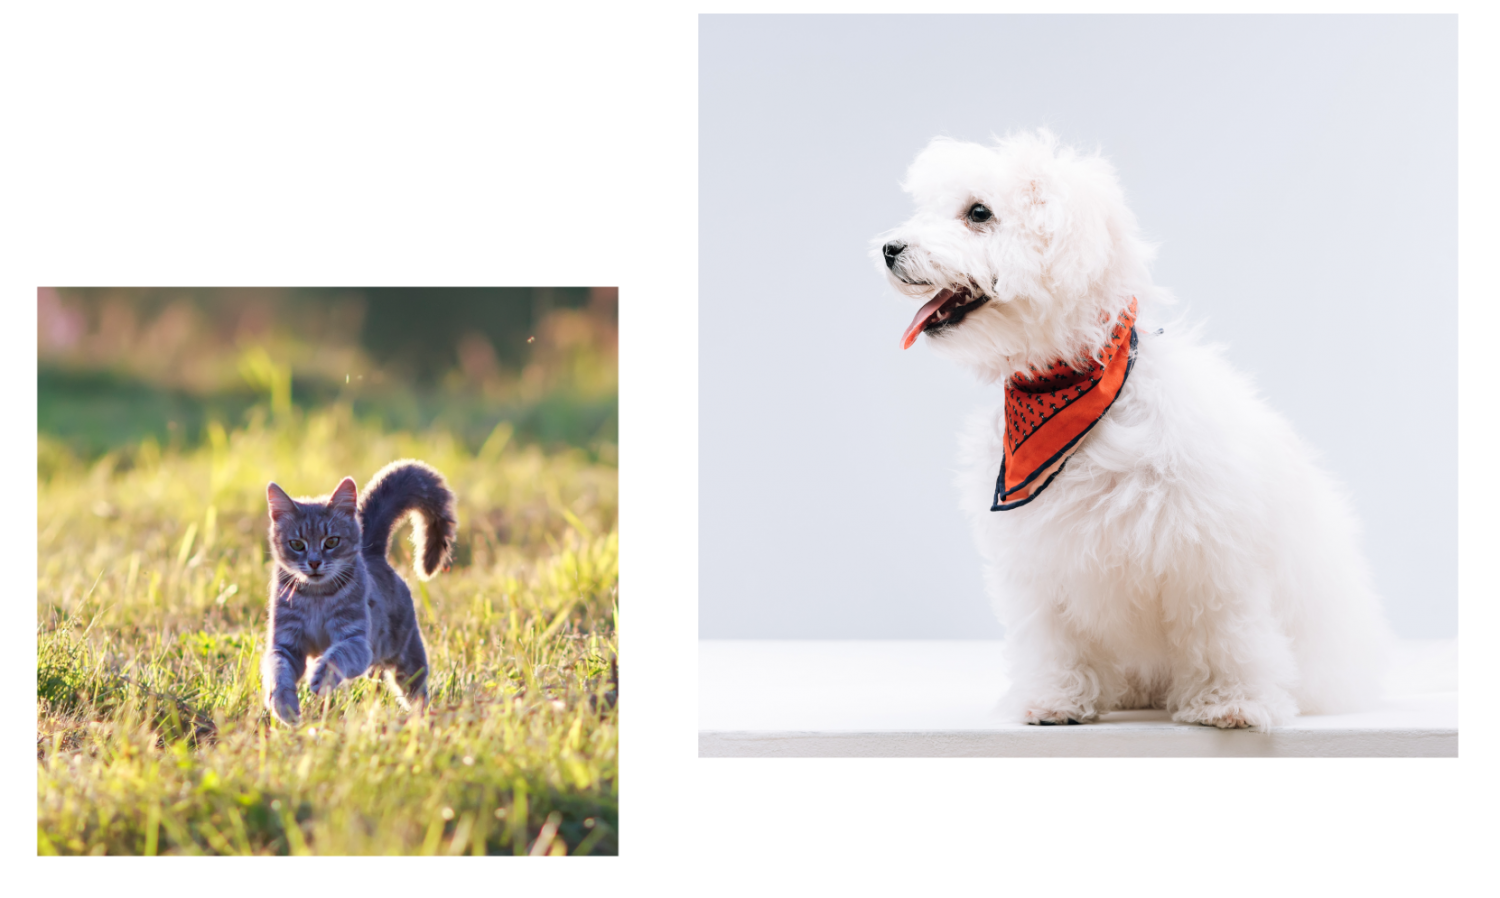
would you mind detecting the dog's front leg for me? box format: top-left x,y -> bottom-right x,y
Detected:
1161,582 -> 1299,730
998,606 -> 1108,725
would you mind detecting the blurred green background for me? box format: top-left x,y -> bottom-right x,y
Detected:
38,287 -> 619,467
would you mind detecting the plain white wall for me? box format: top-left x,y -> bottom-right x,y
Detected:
699,14 -> 1457,640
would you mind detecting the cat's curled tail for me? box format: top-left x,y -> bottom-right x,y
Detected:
358,460 -> 457,580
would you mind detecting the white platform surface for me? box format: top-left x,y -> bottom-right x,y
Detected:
699,639 -> 1457,757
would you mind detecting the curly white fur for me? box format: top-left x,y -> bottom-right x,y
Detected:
876,130 -> 1392,729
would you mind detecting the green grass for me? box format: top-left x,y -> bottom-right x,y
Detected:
36,402 -> 618,855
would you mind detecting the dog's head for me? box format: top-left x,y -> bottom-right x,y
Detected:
876,129 -> 1156,382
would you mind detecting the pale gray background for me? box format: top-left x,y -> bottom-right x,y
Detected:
700,14 -> 1457,639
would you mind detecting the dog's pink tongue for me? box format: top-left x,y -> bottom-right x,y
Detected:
901,289 -> 955,350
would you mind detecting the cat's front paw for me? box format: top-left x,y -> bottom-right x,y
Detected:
268,688 -> 301,725
308,658 -> 344,696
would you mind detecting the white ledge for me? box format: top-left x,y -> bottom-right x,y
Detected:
699,639 -> 1457,758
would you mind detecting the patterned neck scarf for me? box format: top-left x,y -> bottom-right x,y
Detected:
993,297 -> 1138,510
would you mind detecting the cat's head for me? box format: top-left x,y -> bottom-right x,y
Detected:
266,477 -> 363,589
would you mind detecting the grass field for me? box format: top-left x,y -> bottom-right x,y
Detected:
36,401 -> 619,855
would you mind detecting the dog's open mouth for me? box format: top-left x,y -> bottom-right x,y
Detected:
900,286 -> 990,349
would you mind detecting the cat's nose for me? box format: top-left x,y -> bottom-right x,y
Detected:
308,559 -> 322,572
883,241 -> 906,269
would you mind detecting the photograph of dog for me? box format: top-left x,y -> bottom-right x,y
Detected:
876,131 -> 1392,729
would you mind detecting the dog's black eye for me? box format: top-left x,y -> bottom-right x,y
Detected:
967,203 -> 993,223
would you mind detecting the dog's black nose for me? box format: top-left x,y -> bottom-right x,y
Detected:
882,241 -> 906,269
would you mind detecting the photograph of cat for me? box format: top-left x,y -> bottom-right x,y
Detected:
263,460 -> 457,725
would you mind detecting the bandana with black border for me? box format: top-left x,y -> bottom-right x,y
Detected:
993,297 -> 1138,511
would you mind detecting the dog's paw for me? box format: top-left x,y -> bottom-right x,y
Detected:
1173,697 -> 1284,730
1196,706 -> 1253,729
1022,706 -> 1091,726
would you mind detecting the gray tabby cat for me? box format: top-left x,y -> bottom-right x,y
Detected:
261,459 -> 457,725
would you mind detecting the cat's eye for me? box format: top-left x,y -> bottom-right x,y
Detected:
288,539 -> 306,551
967,203 -> 993,223
323,536 -> 340,549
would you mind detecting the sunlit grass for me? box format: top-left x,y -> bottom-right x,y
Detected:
37,403 -> 618,855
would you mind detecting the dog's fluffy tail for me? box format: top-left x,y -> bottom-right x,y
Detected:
358,460 -> 457,580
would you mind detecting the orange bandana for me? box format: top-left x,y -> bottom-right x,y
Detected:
993,298 -> 1138,510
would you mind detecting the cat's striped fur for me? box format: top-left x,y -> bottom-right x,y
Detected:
261,460 -> 457,725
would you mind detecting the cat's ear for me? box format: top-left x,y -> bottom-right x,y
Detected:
330,477 -> 358,516
267,482 -> 298,522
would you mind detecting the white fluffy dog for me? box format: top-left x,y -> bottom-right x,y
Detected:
877,130 -> 1391,729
